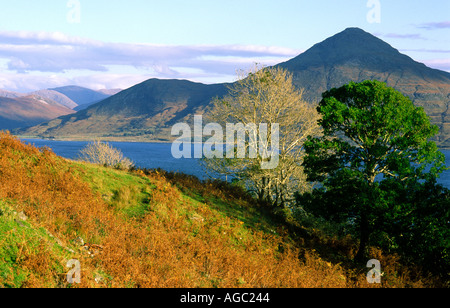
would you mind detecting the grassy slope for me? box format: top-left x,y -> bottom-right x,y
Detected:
0,132 -> 441,288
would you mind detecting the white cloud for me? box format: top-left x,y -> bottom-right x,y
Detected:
0,30 -> 301,92
422,58 -> 450,72
417,21 -> 450,30
0,72 -> 153,93
0,31 -> 101,46
383,33 -> 427,40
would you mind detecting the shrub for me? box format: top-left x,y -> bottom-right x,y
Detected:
78,141 -> 133,170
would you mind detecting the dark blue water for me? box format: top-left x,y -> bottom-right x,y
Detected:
21,138 -> 450,188
22,139 -> 209,180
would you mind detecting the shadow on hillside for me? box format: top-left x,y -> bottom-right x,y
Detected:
133,168 -> 352,261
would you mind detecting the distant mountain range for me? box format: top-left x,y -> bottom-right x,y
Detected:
0,86 -> 120,130
13,27 -> 450,147
0,95 -> 75,130
48,86 -> 119,111
17,79 -> 228,141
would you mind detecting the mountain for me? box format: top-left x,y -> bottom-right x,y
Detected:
0,89 -> 26,99
97,88 -> 123,96
17,28 -> 450,146
30,89 -> 78,109
0,95 -> 75,130
19,79 -> 228,140
0,86 -> 118,131
277,28 -> 450,145
49,86 -> 112,111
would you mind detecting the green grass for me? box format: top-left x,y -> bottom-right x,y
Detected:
74,162 -> 155,219
1,154 -> 444,288
74,163 -> 290,255
74,163 -> 280,240
0,199 -> 71,288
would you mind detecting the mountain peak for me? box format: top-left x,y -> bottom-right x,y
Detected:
339,27 -> 374,35
276,28 -> 450,148
282,27 -> 409,71
49,85 -> 110,108
329,27 -> 377,40
322,27 -> 396,52
18,28 -> 450,147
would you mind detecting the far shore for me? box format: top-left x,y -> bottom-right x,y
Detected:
15,134 -> 450,150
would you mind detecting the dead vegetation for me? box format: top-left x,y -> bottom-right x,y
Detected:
0,132 -> 443,288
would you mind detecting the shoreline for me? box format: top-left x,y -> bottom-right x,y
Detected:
15,134 -> 450,150
16,135 -> 173,144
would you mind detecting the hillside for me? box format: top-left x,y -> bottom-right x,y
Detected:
20,79 -> 228,141
0,89 -> 26,99
30,89 -> 78,109
0,96 -> 75,130
0,86 -> 119,131
49,86 -> 114,111
277,27 -> 450,146
17,27 -> 450,146
0,131 -> 443,288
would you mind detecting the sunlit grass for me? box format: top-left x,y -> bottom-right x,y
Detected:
0,132 -> 443,288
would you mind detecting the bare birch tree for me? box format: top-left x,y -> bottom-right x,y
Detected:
202,65 -> 322,208
78,140 -> 133,170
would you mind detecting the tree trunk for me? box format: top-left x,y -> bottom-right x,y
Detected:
256,177 -> 265,203
355,212 -> 369,262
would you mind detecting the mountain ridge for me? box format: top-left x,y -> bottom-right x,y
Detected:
277,28 -> 450,146
0,86 -> 121,130
18,79 -> 228,141
0,95 -> 75,130
278,28 -> 450,97
29,89 -> 78,109
48,85 -> 114,110
16,27 -> 450,147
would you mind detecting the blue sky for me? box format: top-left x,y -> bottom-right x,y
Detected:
0,0 -> 448,92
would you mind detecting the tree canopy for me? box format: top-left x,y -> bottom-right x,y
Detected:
299,80 -> 448,263
203,65 -> 321,208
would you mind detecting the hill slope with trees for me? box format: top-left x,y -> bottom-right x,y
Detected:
0,132 -> 445,288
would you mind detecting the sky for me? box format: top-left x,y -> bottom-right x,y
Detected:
0,0 -> 449,93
